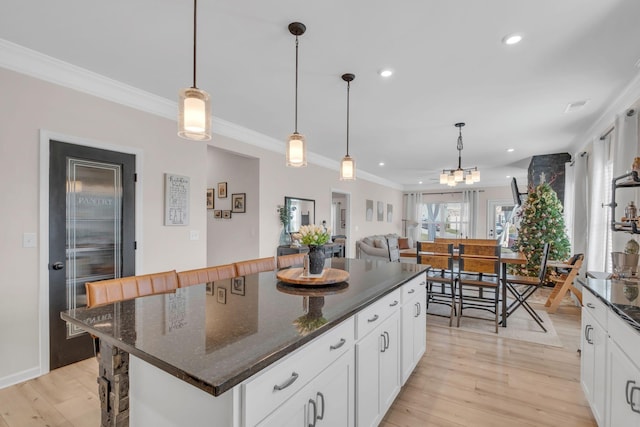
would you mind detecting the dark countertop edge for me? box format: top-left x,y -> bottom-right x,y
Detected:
62,268 -> 427,396
578,278 -> 640,329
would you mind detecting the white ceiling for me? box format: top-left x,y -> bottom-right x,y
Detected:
3,0 -> 640,189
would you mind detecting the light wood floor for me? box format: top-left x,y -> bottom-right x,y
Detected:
0,303 -> 595,427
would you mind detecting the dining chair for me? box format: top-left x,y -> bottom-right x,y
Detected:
417,241 -> 456,326
177,264 -> 237,287
234,256 -> 277,276
457,244 -> 502,333
85,270 -> 179,308
277,253 -> 306,269
545,254 -> 584,313
504,243 -> 550,331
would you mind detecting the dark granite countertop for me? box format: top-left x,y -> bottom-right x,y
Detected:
580,273 -> 640,331
61,258 -> 426,396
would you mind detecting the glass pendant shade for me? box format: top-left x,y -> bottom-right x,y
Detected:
447,174 -> 456,186
340,155 -> 356,180
286,133 -> 307,167
465,173 -> 474,184
178,87 -> 212,140
454,169 -> 464,182
472,169 -> 481,182
439,172 -> 448,184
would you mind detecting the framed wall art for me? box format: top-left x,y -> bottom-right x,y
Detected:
222,210 -> 232,219
218,182 -> 227,198
164,173 -> 190,226
387,204 -> 393,223
232,193 -> 246,213
217,286 -> 227,304
213,210 -> 222,218
377,201 -> 384,221
366,199 -> 373,221
206,188 -> 214,209
231,276 -> 245,296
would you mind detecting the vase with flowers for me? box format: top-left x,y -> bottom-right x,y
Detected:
293,224 -> 331,274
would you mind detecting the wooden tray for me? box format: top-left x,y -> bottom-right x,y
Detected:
276,267 -> 350,286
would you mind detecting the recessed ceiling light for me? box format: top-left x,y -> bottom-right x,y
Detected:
506,175 -> 511,178
502,34 -> 523,45
379,69 -> 393,78
379,162 -> 385,166
418,181 -> 423,184
507,148 -> 515,152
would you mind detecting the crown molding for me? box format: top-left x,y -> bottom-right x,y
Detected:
0,38 -> 400,190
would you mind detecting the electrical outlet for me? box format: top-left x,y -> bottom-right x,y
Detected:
189,230 -> 200,241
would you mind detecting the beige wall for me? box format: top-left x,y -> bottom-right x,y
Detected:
0,67 -> 403,387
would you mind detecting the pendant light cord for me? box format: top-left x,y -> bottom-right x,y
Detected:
346,80 -> 350,156
192,0 -> 198,88
294,36 -> 299,133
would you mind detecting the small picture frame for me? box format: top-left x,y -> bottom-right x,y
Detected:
231,277 -> 245,296
217,287 -> 227,304
218,182 -> 227,198
213,210 -> 222,218
206,188 -> 214,209
222,210 -> 232,219
232,193 -> 246,213
205,282 -> 214,295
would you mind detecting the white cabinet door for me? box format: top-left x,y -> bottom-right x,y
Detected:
401,280 -> 427,384
608,339 -> 640,427
379,311 -> 401,416
356,326 -> 382,427
581,308 -> 606,426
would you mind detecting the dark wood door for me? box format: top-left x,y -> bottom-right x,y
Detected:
49,140 -> 135,369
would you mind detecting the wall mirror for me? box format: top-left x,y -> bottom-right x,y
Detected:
285,196 -> 315,233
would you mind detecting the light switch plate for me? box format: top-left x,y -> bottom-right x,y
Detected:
23,232 -> 37,248
189,230 -> 199,241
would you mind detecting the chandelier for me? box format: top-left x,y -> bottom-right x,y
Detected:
440,122 -> 480,186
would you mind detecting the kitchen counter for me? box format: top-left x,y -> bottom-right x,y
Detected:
580,274 -> 640,331
61,258 -> 426,397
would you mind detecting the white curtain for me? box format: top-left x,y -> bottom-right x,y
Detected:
587,137 -> 613,273
566,153 -> 589,260
404,193 -> 422,245
611,110 -> 640,255
462,189 -> 479,238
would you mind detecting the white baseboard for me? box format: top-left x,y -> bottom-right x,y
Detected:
0,366 -> 42,390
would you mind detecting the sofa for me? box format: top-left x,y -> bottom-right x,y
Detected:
355,234 -> 415,262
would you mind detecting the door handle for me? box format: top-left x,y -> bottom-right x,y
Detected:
408,289 -> 415,294
329,338 -> 346,351
380,333 -> 387,352
384,331 -> 390,350
316,392 -> 325,420
389,300 -> 399,307
368,314 -> 379,323
308,398 -> 317,427
51,262 -> 64,270
586,303 -> 595,309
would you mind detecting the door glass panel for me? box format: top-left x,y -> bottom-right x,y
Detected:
66,159 -> 122,337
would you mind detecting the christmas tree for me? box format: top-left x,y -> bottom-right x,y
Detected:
511,182 -> 571,277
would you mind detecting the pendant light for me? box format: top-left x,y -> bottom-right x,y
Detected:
439,122 -> 480,186
178,0 -> 211,141
286,22 -> 307,167
340,73 -> 356,180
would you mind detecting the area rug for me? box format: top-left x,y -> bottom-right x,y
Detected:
427,300 -> 564,348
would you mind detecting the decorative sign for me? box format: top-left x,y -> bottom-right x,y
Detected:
164,173 -> 190,226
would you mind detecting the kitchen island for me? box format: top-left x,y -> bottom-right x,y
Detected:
61,258 -> 427,427
579,275 -> 640,427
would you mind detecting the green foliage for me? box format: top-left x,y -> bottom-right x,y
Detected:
278,205 -> 292,226
511,183 -> 571,276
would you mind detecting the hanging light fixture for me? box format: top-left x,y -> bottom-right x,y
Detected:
286,22 -> 307,167
178,0 -> 211,141
439,122 -> 480,186
340,73 -> 356,180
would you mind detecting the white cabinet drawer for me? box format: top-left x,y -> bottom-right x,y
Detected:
355,289 -> 401,340
242,316 -> 354,426
401,273 -> 426,304
583,289 -> 608,329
